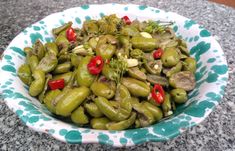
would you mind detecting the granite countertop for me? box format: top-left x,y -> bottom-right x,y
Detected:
0,0 -> 235,150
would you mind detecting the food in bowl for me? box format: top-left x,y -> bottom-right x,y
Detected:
17,14 -> 196,130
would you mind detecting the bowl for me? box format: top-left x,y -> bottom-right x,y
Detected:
0,3 -> 228,147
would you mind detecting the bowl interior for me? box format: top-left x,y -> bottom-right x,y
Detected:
0,4 -> 228,146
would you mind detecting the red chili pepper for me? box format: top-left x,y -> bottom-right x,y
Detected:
66,27 -> 77,42
87,56 -> 104,75
153,48 -> 164,59
151,84 -> 165,104
122,16 -> 131,25
48,79 -> 65,90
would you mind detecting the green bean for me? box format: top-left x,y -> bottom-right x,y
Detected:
142,101 -> 163,121
106,112 -> 136,130
135,119 -> 141,128
91,82 -> 115,99
118,36 -> 130,57
128,67 -> 147,81
96,35 -> 117,59
121,77 -> 150,97
43,89 -> 61,113
93,96 -> 117,120
56,86 -> 90,116
83,20 -> 99,34
131,36 -> 158,52
36,53 -> 58,73
115,84 -> 131,102
76,56 -> 95,87
70,53 -> 82,67
71,106 -> 89,125
18,64 -> 32,85
183,57 -> 196,73
38,74 -> 52,102
101,64 -> 117,80
91,117 -> 110,130
45,42 -> 58,56
84,102 -> 104,118
32,40 -> 45,60
170,88 -> 188,104
88,37 -> 98,50
132,103 -> 155,127
146,74 -> 169,86
94,96 -> 132,121
52,72 -> 73,86
161,47 -> 180,67
120,26 -> 140,37
55,35 -> 69,55
28,55 -> 39,72
165,61 -> 182,77
58,54 -> 71,63
53,62 -> 72,74
52,22 -> 72,37
144,60 -> 162,75
29,70 -> 45,96
161,93 -> 172,117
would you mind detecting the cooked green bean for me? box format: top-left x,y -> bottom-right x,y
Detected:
84,102 -> 104,118
91,117 -> 110,130
53,62 -> 72,74
56,86 -> 90,116
29,70 -> 45,96
18,64 -> 32,85
71,106 -> 89,125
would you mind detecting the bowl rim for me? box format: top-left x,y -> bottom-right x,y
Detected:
0,3 -> 229,147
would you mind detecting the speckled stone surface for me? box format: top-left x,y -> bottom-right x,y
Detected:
0,0 -> 235,150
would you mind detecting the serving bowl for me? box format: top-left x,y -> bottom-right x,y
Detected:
0,3 -> 228,147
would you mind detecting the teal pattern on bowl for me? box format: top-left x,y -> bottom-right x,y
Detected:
0,4 -> 228,147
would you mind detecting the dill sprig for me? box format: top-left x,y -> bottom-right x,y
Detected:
109,56 -> 128,84
144,20 -> 174,34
